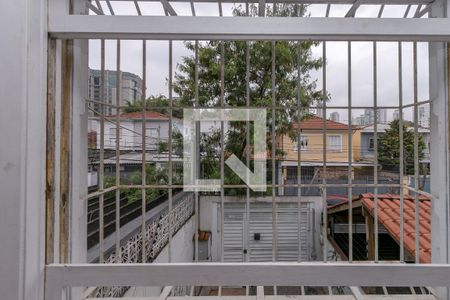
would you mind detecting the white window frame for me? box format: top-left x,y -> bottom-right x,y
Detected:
327,134 -> 342,152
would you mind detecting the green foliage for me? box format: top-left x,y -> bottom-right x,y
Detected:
157,129 -> 184,157
378,119 -> 425,175
104,164 -> 169,204
123,95 -> 183,118
172,4 -> 325,193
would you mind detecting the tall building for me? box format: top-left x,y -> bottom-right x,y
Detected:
419,105 -> 430,128
330,111 -> 340,122
378,108 -> 388,124
88,69 -> 144,115
393,109 -> 400,120
355,108 -> 388,125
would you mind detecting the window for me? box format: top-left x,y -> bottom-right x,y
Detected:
368,138 -> 374,151
327,135 -> 342,152
294,136 -> 309,151
109,127 -> 122,142
146,127 -> 159,138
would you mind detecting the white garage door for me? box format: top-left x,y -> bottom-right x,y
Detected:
223,202 -> 312,262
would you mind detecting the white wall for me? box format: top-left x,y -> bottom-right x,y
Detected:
92,119 -> 180,151
199,198 -> 221,261
124,216 -> 196,297
0,0 -> 47,299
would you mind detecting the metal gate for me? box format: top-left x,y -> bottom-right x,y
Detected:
223,202 -> 312,262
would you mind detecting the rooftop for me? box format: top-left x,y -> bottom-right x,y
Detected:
106,111 -> 173,120
293,116 -> 350,131
361,193 -> 431,263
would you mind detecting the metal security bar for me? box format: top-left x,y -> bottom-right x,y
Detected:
44,0 -> 450,299
83,37 -> 433,288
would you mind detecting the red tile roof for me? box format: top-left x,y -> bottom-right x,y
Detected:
360,193 -> 431,263
107,111 -> 171,120
293,115 -> 350,130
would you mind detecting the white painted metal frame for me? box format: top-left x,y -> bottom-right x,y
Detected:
45,263 -> 450,299
44,0 -> 450,299
49,16 -> 450,41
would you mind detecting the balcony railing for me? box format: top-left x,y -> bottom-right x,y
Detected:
89,194 -> 194,298
45,262 -> 450,300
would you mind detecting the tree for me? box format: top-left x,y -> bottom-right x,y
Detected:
123,95 -> 183,118
173,4 -> 325,189
378,119 -> 425,175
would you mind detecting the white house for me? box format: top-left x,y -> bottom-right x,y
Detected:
89,111 -> 182,151
359,123 -> 431,163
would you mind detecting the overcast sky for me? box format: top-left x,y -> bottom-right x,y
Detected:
89,3 -> 430,124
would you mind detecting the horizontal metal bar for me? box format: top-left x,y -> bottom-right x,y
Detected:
406,185 -> 436,200
49,16 -> 450,41
46,262 -> 450,287
112,104 -> 404,110
86,296 -> 437,300
402,99 -> 432,109
103,0 -> 434,4
86,186 -> 118,199
117,183 -> 402,189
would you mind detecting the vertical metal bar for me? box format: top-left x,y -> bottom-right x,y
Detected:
218,40 -> 225,297
398,0 -> 411,265
220,40 -> 225,261
413,41 -> 420,264
218,1 -> 223,16
245,3 -> 251,291
115,39 -> 121,261
46,38 -> 57,265
296,41 -> 303,263
322,40 -> 328,262
245,39 -> 251,296
347,41 -> 353,263
271,41 -> 277,263
194,41 -> 199,262
168,40 -> 174,263
271,38 -> 278,296
141,39 -> 147,263
60,39 -> 73,264
373,40 -> 379,263
99,39 -> 106,263
398,41 -> 405,262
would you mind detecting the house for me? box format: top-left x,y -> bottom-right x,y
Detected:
277,116 -> 370,196
92,151 -> 183,180
328,193 -> 431,263
360,124 -> 431,164
88,111 -> 182,151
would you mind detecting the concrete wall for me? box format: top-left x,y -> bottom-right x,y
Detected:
199,198 -> 221,261
124,216 -> 196,297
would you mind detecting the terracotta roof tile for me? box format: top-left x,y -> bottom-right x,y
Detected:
293,115 -> 350,130
360,193 -> 431,263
